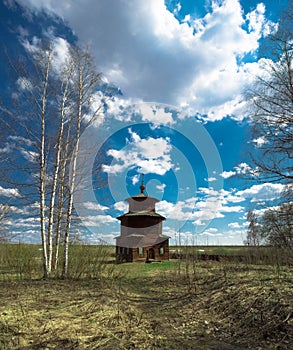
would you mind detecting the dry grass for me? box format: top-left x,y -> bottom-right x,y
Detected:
0,260 -> 292,349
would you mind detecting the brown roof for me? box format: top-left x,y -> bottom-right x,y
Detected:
117,210 -> 165,220
131,192 -> 148,198
115,234 -> 169,248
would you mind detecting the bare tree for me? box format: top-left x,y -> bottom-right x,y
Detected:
245,210 -> 262,246
260,202 -> 293,248
245,11 -> 293,252
246,28 -> 293,183
1,41 -> 103,278
46,59 -> 75,274
61,48 -> 102,278
2,44 -> 55,277
0,204 -> 10,243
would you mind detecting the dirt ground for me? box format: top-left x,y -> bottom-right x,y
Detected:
0,261 -> 292,349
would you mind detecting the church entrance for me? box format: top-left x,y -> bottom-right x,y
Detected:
148,248 -> 155,260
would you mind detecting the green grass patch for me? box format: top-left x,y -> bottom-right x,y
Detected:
116,260 -> 180,278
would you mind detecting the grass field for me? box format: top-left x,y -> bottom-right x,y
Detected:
0,244 -> 292,349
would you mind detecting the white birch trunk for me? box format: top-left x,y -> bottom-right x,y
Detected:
47,73 -> 71,271
40,51 -> 52,278
54,123 -> 71,270
62,67 -> 83,278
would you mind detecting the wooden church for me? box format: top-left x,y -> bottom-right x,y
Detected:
116,176 -> 169,263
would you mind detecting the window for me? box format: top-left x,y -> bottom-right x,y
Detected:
138,247 -> 143,255
160,247 -> 164,255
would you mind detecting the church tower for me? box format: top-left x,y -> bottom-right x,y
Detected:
116,175 -> 169,262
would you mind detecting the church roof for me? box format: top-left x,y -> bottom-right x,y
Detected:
117,174 -> 165,222
115,233 -> 170,247
117,210 -> 165,220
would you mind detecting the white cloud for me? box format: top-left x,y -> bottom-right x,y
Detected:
221,162 -> 261,180
82,201 -> 109,212
81,214 -> 116,227
20,34 -> 71,76
220,170 -> 236,179
16,77 -> 33,91
156,183 -> 166,192
246,3 -> 276,37
6,136 -> 37,162
206,177 -> 217,182
19,148 -> 38,162
8,135 -> 33,145
131,174 -> 140,185
14,0 -> 276,121
103,129 -> 173,175
156,200 -> 185,220
228,222 -> 241,229
234,162 -> 253,175
156,187 -> 245,225
236,183 -> 285,202
202,227 -> 223,237
114,201 -> 128,212
51,37 -> 70,72
252,136 -> 267,147
190,187 -> 245,224
0,185 -> 21,198
139,104 -> 174,125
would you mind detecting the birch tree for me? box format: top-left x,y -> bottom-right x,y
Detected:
62,48 -> 102,278
2,44 -> 55,277
0,204 -> 10,243
46,60 -> 74,273
1,41 -> 103,278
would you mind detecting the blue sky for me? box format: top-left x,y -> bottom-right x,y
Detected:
0,0 -> 290,245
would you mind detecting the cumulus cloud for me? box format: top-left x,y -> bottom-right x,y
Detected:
236,183 -> 285,202
114,201 -> 128,212
234,162 -> 254,175
103,129 -> 173,175
156,187 -> 245,226
157,199 -> 194,221
82,201 -> 109,212
0,185 -> 21,198
220,170 -> 236,179
189,187 -> 245,225
228,222 -> 241,229
20,34 -> 71,78
81,214 -> 116,227
14,0 -> 276,121
221,162 -> 258,179
139,104 -> 174,125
